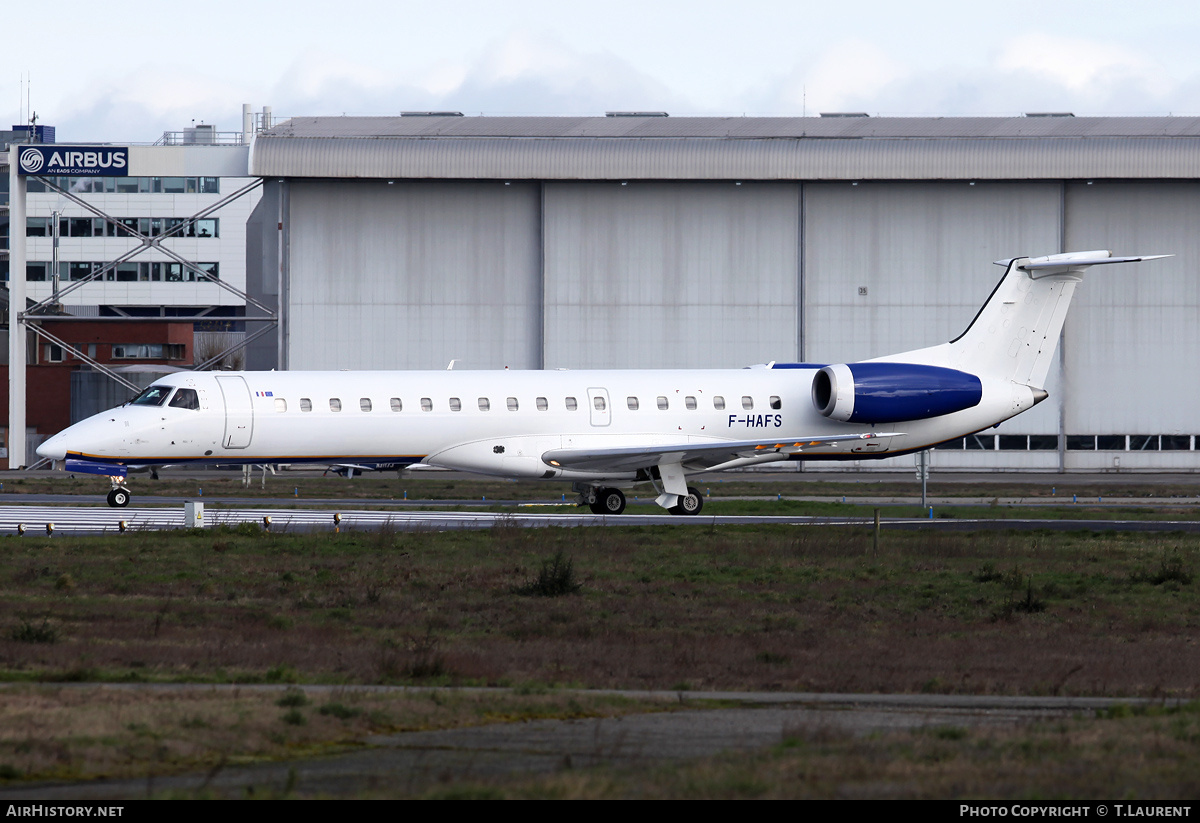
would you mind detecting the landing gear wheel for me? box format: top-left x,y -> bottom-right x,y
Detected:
669,486 -> 703,516
589,487 -> 626,515
107,487 -> 131,508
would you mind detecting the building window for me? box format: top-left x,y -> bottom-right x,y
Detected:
44,344 -> 64,363
111,343 -> 184,360
965,435 -> 994,450
1067,436 -> 1095,451
1162,435 -> 1191,450
1096,435 -> 1126,450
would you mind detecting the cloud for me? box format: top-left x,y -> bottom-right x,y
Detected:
265,31 -> 687,117
995,32 -> 1167,95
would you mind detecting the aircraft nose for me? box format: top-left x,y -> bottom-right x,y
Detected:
36,434 -> 67,461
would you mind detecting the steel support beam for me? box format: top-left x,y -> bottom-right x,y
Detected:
7,146 -> 27,468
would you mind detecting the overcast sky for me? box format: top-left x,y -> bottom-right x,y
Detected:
7,0 -> 1200,141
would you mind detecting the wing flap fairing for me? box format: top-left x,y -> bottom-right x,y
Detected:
541,432 -> 901,474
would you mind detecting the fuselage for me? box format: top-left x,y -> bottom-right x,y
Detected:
37,364 -> 1031,482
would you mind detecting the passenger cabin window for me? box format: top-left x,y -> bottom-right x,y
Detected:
627,396 -> 639,410
742,396 -> 754,410
536,397 -> 548,411
449,397 -> 462,412
273,398 -> 287,413
131,385 -> 172,406
329,398 -> 342,412
713,396 -> 725,410
770,396 -> 782,410
360,398 -> 372,412
507,397 -> 518,411
390,397 -> 402,412
300,398 -> 312,412
565,397 -> 578,411
594,396 -> 606,411
685,396 -> 697,410
478,398 -> 490,411
657,396 -> 668,410
421,398 -> 432,412
169,388 -> 200,410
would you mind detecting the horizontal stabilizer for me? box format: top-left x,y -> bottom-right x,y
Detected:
542,432 -> 902,474
1020,250 -> 1172,272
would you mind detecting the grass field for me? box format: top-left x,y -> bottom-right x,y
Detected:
1,510 -> 1198,796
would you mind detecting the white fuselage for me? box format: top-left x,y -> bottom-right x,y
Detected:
38,365 -> 1030,482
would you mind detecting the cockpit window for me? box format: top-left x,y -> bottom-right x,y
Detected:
168,388 -> 200,410
131,385 -> 172,406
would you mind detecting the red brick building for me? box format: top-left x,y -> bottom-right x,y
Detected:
1,320 -> 194,451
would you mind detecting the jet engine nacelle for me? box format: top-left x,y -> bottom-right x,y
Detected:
812,362 -> 983,424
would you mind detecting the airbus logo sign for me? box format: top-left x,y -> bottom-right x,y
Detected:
17,146 -> 129,176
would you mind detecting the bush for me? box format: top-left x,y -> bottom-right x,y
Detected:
514,550 -> 581,597
1131,552 -> 1194,586
10,618 -> 57,644
276,688 -> 309,708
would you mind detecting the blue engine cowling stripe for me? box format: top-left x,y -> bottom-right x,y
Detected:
846,363 -> 983,424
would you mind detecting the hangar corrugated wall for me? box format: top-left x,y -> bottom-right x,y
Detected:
250,116 -> 1200,472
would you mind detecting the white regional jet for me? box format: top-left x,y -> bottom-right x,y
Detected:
37,250 -> 1168,511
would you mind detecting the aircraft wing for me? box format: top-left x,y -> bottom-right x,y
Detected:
541,432 -> 901,474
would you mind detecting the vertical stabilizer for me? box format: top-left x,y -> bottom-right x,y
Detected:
881,251 -> 1170,387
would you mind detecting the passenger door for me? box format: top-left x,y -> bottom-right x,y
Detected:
215,375 -> 254,449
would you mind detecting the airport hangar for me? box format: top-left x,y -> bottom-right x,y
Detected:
244,113 -> 1200,473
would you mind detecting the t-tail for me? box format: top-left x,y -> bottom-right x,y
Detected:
877,250 -> 1172,386
810,250 -> 1170,431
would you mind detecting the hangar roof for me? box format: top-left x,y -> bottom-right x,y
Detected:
251,115 -> 1200,181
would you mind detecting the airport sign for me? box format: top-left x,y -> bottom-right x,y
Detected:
17,145 -> 128,176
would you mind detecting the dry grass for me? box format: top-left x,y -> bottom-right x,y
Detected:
0,525 -> 1197,697
414,704 -> 1200,799
0,684 -> 672,784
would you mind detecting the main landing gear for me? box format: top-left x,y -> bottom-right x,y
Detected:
107,476 -> 131,508
583,486 -> 627,515
578,485 -> 704,516
669,486 -> 704,516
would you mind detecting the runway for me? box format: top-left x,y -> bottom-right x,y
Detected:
0,503 -> 1198,534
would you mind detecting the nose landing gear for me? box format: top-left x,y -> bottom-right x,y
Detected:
107,477 -> 131,508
